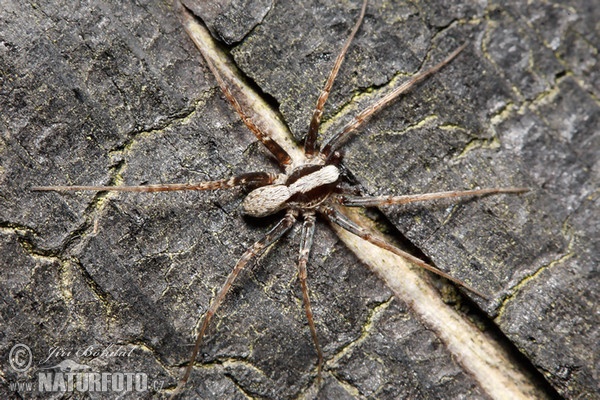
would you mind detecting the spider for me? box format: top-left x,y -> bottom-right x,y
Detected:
33,0 -> 527,396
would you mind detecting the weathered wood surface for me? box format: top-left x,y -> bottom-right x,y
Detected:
1,0 -> 597,399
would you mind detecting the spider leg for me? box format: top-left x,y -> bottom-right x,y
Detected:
337,187 -> 529,207
319,205 -> 488,299
296,212 -> 324,381
304,0 -> 368,157
31,172 -> 276,193
321,44 -> 467,157
171,210 -> 297,398
177,2 -> 292,168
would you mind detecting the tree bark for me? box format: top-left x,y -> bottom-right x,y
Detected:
1,0 -> 597,399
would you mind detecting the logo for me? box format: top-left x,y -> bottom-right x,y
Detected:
9,344 -> 32,372
7,342 -> 164,394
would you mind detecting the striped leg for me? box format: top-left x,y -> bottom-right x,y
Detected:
304,0 -> 368,157
177,3 -> 292,167
31,172 -> 276,193
321,44 -> 467,157
337,187 -> 529,207
170,211 -> 297,399
319,205 -> 488,299
296,212 -> 324,380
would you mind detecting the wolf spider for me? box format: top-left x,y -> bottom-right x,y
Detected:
34,0 -> 527,396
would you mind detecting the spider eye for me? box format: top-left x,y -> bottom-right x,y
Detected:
242,185 -> 291,217
327,150 -> 344,165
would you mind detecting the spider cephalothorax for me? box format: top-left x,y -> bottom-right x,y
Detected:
33,0 -> 528,397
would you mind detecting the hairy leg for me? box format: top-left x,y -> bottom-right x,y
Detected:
320,205 -> 487,298
304,0 -> 368,157
177,1 -> 292,167
321,44 -> 467,157
337,187 -> 529,207
170,210 -> 297,398
32,172 -> 276,193
296,212 -> 323,380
